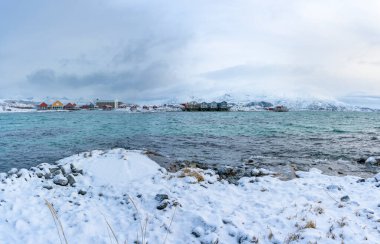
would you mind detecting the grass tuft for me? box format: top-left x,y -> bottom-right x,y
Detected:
45,199 -> 68,244
179,168 -> 205,182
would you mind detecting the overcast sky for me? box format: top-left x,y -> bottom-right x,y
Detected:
1,0 -> 380,104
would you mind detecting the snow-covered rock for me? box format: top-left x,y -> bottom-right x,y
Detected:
366,156 -> 380,165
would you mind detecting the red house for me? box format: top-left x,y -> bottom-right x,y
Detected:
64,103 -> 75,110
38,102 -> 48,110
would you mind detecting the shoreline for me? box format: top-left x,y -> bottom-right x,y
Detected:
1,148 -> 379,243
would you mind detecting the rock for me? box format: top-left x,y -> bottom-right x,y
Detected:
365,156 -> 380,165
17,169 -> 30,179
67,174 -> 76,186
357,158 -> 366,164
60,164 -> 72,176
327,185 -> 342,191
155,194 -> 169,202
37,163 -> 51,170
52,169 -> 62,176
156,201 -> 168,210
192,227 -> 204,238
78,189 -> 87,195
8,168 -> 18,175
53,174 -> 68,186
71,163 -> 83,174
43,185 -> 53,190
36,172 -> 44,178
341,195 -> 350,202
49,166 -> 60,173
44,173 -> 53,179
374,173 -> 380,182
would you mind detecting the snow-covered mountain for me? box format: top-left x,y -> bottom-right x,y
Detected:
176,93 -> 379,112
0,99 -> 37,113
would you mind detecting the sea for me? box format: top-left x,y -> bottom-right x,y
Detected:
1,110 -> 379,177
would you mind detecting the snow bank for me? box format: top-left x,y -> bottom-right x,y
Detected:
0,149 -> 379,243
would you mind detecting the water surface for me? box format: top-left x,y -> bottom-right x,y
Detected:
1,111 -> 379,176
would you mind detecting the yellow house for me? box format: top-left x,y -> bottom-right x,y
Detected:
51,100 -> 64,110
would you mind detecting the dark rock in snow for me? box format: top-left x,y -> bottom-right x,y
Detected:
155,194 -> 169,202
341,195 -> 350,202
157,201 -> 168,210
43,185 -> 53,190
78,189 -> 87,195
36,172 -> 44,178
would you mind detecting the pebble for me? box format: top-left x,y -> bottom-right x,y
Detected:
156,201 -> 168,210
43,185 -> 53,190
341,195 -> 350,202
155,194 -> 169,202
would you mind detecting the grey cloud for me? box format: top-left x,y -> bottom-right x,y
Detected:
201,64 -> 315,80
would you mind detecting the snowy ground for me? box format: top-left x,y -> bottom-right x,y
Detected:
0,149 -> 379,243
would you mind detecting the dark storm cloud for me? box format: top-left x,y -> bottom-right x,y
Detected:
27,61 -> 175,92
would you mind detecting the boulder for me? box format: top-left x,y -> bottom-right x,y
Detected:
70,163 -> 83,174
67,174 -> 76,186
49,166 -> 60,174
52,169 -> 62,176
374,173 -> 380,182
365,156 -> 380,165
7,168 -> 18,175
60,164 -> 72,176
44,173 -> 53,179
78,189 -> 87,195
53,174 -> 68,186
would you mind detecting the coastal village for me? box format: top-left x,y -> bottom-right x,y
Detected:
33,99 -> 289,112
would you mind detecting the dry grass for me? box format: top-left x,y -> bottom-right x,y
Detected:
101,213 -> 119,244
314,206 -> 325,215
163,205 -> 178,244
337,217 -> 348,228
179,168 -> 205,182
45,199 -> 68,244
304,220 -> 316,229
267,227 -> 274,240
127,194 -> 149,244
285,233 -> 300,244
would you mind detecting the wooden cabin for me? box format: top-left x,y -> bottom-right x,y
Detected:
64,103 -> 75,110
38,102 -> 48,110
217,101 -> 228,111
51,100 -> 64,110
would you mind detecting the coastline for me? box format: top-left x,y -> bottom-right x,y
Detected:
1,148 -> 379,243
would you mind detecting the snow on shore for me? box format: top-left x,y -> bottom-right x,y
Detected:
0,149 -> 379,243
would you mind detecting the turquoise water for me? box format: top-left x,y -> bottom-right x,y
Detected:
0,111 -> 380,172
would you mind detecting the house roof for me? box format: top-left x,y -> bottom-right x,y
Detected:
39,102 -> 48,107
52,100 -> 63,107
